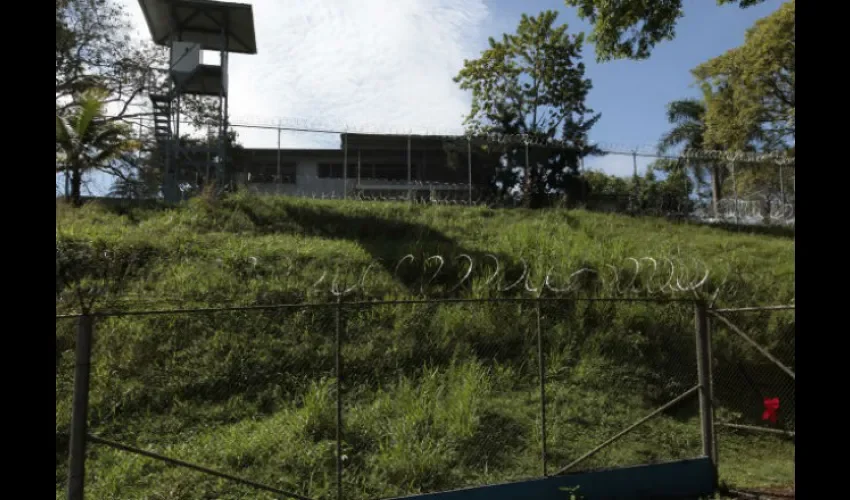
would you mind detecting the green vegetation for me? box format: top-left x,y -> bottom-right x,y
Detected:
693,1 -> 795,150
55,89 -> 140,206
56,0 -> 795,496
454,10 -> 601,208
584,164 -> 695,214
56,195 -> 794,499
658,1 -> 795,210
563,0 -> 769,62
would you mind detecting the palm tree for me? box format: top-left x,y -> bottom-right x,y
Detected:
56,89 -> 139,206
657,98 -> 726,216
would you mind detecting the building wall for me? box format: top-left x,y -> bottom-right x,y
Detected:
242,160 -> 350,198
176,134 -> 502,199
243,161 -> 474,198
236,149 -> 487,199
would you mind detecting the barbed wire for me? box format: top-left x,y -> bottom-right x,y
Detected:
224,176 -> 480,190
708,200 -> 795,223
226,118 -> 795,166
173,175 -> 793,222
230,190 -> 495,206
120,113 -> 795,166
55,247 -> 780,313
351,192 -> 491,205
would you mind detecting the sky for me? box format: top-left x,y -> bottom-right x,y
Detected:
74,0 -> 785,196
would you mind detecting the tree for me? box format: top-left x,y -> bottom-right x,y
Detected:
454,11 -> 601,208
583,162 -> 694,215
56,0 -> 165,119
145,128 -> 246,194
584,170 -> 630,197
657,98 -> 727,215
564,0 -> 767,61
56,89 -> 141,206
642,159 -> 695,214
108,156 -> 162,200
688,1 -> 794,220
56,0 -> 233,200
692,0 -> 794,150
56,0 -> 165,201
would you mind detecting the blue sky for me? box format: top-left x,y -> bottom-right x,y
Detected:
485,0 -> 784,176
72,0 -> 786,196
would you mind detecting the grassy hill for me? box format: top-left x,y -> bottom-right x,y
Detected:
55,194 -> 795,499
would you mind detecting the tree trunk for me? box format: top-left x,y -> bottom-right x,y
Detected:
64,168 -> 71,201
523,166 -> 541,209
710,164 -> 723,218
70,167 -> 83,207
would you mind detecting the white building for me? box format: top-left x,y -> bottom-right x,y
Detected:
200,133 -> 501,200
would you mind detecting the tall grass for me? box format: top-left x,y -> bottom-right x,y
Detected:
55,195 -> 794,499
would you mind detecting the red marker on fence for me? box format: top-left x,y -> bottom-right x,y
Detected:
762,397 -> 780,423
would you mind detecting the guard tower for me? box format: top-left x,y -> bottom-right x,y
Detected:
137,0 -> 257,202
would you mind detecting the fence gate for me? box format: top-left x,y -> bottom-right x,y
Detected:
708,305 -> 795,497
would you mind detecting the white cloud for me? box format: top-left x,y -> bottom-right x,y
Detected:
103,1 -> 646,189
120,0 -> 489,148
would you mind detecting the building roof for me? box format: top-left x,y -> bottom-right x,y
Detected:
236,135 -> 507,168
138,0 -> 257,54
340,133 -> 461,152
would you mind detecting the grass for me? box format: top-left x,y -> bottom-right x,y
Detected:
55,194 -> 795,499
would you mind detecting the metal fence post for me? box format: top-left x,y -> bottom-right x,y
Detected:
407,135 -> 412,202
276,126 -> 281,195
68,314 -> 94,500
343,135 -> 348,200
467,137 -> 473,205
704,314 -> 719,470
731,162 -> 739,225
631,151 -> 639,213
536,302 -> 548,476
335,299 -> 344,500
694,302 -> 717,483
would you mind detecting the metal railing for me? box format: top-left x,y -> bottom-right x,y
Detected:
57,299 -> 794,499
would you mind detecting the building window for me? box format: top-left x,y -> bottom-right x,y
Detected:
248,163 -> 296,184
318,163 -> 357,178
372,164 -> 415,181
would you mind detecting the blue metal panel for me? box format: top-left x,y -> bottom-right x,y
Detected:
384,457 -> 715,500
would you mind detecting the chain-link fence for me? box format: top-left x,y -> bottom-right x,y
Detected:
546,300 -> 703,475
93,117 -> 796,228
57,298 -> 792,499
57,306 -> 340,499
56,317 -> 77,495
709,305 -> 795,494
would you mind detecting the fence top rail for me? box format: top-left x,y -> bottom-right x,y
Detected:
55,296 -> 700,319
710,305 -> 795,313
